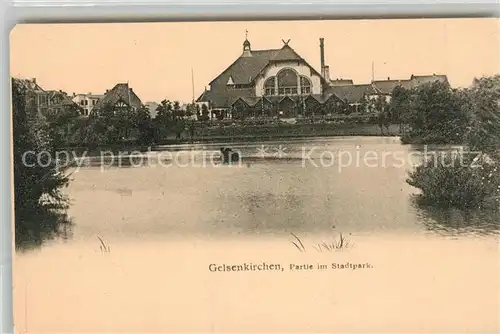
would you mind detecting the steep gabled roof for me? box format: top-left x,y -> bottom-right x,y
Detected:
46,90 -> 77,106
207,43 -> 327,87
270,45 -> 303,62
232,96 -> 262,107
94,83 -> 142,110
13,78 -> 45,92
209,49 -> 281,86
197,87 -> 256,109
305,94 -> 327,103
410,74 -> 449,86
325,84 -> 375,103
372,79 -> 413,95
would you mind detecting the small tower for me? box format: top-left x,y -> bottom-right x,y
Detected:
242,29 -> 252,57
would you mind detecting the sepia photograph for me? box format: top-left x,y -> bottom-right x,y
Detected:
9,18 -> 500,333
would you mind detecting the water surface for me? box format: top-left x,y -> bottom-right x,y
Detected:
14,136 -> 500,333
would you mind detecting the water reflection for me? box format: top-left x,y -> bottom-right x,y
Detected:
57,137 -> 500,240
412,196 -> 500,237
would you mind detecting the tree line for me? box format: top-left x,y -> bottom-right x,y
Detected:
393,76 -> 500,208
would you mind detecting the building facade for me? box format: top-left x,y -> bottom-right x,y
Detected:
92,83 -> 143,114
72,93 -> 104,116
13,78 -> 79,116
197,36 -> 450,118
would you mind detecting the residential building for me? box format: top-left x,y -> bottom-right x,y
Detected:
13,78 -> 79,116
92,83 -> 143,113
72,93 -> 104,116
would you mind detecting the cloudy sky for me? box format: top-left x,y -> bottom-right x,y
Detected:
10,18 -> 499,103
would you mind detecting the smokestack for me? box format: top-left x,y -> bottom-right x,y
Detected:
324,65 -> 330,81
319,38 -> 325,77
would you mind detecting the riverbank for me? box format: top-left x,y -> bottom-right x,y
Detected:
61,123 -> 401,155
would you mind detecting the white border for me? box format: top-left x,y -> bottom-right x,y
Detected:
1,1 -> 498,333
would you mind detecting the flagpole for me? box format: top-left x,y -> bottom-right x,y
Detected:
191,68 -> 195,104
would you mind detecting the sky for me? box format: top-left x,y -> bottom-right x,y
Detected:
9,18 -> 499,104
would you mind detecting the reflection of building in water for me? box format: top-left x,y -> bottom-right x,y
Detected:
196,34 -> 450,119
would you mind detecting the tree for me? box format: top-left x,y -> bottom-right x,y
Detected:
390,86 -> 411,125
374,95 -> 390,134
406,75 -> 500,208
400,82 -> 469,144
200,104 -> 210,122
45,103 -> 83,148
463,75 -> 500,158
173,101 -> 181,120
12,79 -> 72,250
135,105 -> 155,145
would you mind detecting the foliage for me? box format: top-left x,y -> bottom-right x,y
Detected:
406,75 -> 500,208
199,104 -> 210,122
463,75 -> 500,158
45,102 -> 83,148
12,79 -> 72,250
396,82 -> 470,144
407,152 -> 499,208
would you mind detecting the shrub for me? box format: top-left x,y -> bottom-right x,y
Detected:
407,152 -> 499,208
12,79 -> 73,250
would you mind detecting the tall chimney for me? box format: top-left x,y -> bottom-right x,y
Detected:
324,65 -> 330,82
319,38 -> 325,78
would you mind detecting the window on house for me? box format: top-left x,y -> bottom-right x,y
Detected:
277,68 -> 298,95
300,76 -> 312,95
265,88 -> 275,96
264,77 -> 276,96
80,100 -> 85,106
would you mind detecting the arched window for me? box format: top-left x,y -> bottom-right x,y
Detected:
300,76 -> 311,95
264,77 -> 276,96
277,68 -> 298,95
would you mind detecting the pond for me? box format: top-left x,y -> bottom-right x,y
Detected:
13,136 -> 500,333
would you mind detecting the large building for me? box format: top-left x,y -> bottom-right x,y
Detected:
196,36 -> 449,118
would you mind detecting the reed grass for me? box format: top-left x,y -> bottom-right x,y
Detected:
290,232 -> 352,252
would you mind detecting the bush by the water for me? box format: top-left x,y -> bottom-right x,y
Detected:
407,153 -> 499,208
12,79 -> 73,250
405,75 -> 500,208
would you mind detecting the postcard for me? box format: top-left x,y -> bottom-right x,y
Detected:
10,18 -> 500,333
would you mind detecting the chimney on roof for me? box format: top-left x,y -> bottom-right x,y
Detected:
72,92 -> 75,97
32,78 -> 36,84
105,89 -> 109,93
387,77 -> 391,80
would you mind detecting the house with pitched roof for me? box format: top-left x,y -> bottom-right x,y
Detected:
93,83 -> 143,114
13,78 -> 80,116
46,90 -> 80,114
370,74 -> 450,102
196,35 -> 451,118
197,36 -> 335,118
